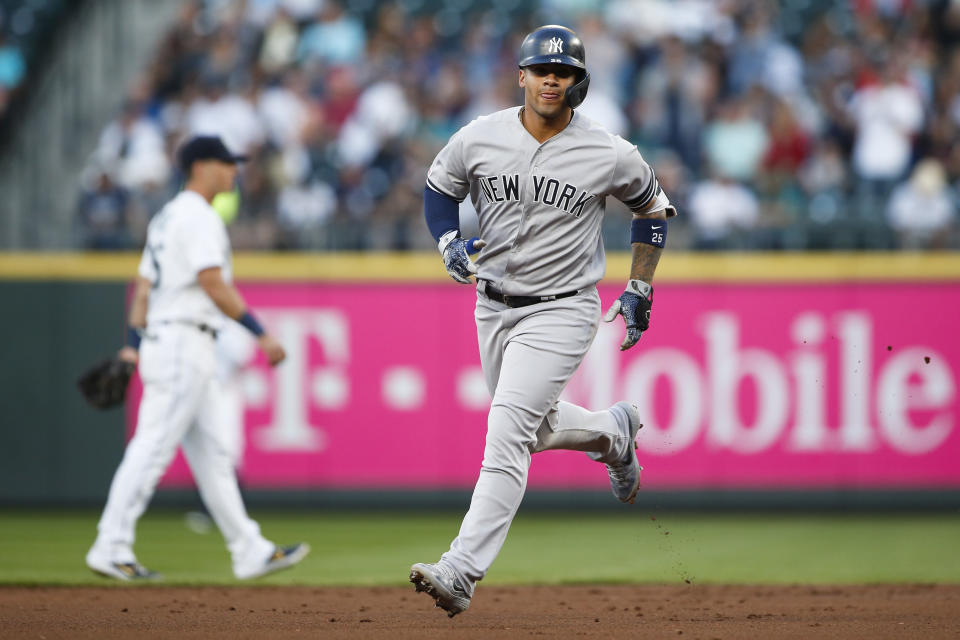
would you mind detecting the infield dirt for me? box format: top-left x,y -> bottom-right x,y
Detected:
1,584 -> 957,639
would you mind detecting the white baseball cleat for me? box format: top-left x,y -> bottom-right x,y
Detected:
86,557 -> 162,581
410,561 -> 471,617
607,402 -> 643,504
234,543 -> 310,580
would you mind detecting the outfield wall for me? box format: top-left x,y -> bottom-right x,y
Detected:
1,252 -> 959,507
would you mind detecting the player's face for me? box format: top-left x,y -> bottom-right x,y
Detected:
214,161 -> 239,193
191,159 -> 238,193
520,64 -> 577,119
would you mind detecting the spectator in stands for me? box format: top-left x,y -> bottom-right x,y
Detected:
365,3 -> 409,78
577,14 -> 630,105
848,56 -> 924,218
728,3 -> 804,98
801,138 -> 849,224
758,97 -> 811,214
887,158 -> 957,248
0,30 -> 25,93
318,66 -> 360,134
95,98 -> 170,192
148,0 -> 207,102
274,0 -> 324,24
337,80 -> 414,169
258,8 -> 299,74
635,35 -> 717,172
199,21 -> 249,87
703,96 -> 770,183
297,1 -> 365,67
257,69 -> 310,149
185,74 -> 264,154
417,60 -> 472,143
762,99 -> 811,180
276,174 -> 337,248
76,164 -> 131,250
687,172 -> 760,250
919,48 -> 960,184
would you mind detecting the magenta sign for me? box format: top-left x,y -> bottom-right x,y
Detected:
131,283 -> 960,490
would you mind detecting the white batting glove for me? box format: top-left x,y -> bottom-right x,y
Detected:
438,230 -> 486,284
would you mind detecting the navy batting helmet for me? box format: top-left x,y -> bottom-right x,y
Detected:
518,25 -> 590,109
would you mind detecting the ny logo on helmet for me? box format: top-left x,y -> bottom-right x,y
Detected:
548,37 -> 564,54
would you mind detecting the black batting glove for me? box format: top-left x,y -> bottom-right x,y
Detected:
603,279 -> 653,351
438,230 -> 486,284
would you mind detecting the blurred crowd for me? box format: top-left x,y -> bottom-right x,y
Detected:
0,0 -> 59,120
74,0 -> 960,251
0,26 -> 24,119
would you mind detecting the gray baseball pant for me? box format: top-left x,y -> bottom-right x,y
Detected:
441,287 -> 632,589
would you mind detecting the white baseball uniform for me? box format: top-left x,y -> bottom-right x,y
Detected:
426,107 -> 676,590
86,190 -> 275,579
215,322 -> 257,471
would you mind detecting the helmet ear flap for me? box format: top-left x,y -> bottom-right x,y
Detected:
565,71 -> 590,109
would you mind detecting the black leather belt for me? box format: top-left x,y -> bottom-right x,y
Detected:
481,282 -> 580,308
157,320 -> 219,339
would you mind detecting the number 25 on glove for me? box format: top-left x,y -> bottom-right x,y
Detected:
603,279 -> 653,351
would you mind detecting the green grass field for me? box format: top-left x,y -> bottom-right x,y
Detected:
1,510 -> 958,586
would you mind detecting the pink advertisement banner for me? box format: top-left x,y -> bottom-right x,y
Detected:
129,282 -> 960,490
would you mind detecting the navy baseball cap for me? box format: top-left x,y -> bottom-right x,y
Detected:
178,135 -> 248,172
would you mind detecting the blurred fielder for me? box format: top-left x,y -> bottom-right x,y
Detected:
410,25 -> 676,616
85,135 -> 309,581
211,190 -> 258,474
184,320 -> 256,535
214,320 -> 257,471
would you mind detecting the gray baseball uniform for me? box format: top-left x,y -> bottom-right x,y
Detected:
426,106 -> 676,590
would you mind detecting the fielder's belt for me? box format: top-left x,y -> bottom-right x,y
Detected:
480,281 -> 580,308
156,319 -> 219,339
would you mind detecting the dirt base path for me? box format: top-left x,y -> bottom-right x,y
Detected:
2,584 -> 957,639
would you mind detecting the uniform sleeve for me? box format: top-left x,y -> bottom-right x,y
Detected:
608,136 -> 678,217
183,211 -> 226,275
137,246 -> 156,282
426,127 -> 470,202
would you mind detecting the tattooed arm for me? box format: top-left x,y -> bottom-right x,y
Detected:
629,208 -> 667,282
602,207 -> 667,351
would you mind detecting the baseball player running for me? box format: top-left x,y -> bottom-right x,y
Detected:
410,25 -> 676,616
85,135 -> 309,581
